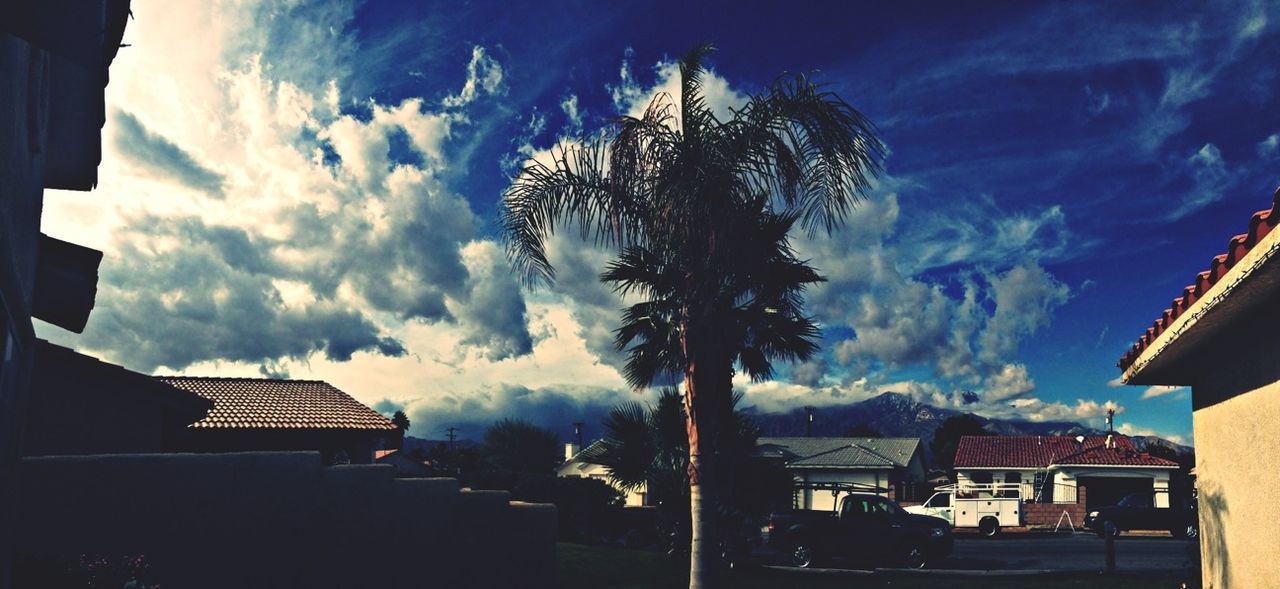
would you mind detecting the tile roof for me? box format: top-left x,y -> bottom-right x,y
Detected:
156,377 -> 397,431
756,437 -> 920,469
953,435 -> 1178,469
1118,187 -> 1280,372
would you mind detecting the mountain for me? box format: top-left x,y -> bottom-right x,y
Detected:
743,392 -> 1191,467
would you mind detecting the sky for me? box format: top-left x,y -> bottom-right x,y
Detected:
37,0 -> 1280,445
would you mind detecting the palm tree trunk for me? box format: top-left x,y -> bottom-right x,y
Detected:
683,324 -> 730,589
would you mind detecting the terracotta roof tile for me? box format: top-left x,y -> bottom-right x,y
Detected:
1118,187 -> 1280,372
156,377 -> 397,431
953,435 -> 1178,469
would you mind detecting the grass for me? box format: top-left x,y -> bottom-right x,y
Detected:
557,542 -> 1190,589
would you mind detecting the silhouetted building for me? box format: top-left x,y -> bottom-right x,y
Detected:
25,340 -> 211,455
157,376 -> 401,464
1,2 -> 131,586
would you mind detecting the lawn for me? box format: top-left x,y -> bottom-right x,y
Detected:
557,543 -> 1189,589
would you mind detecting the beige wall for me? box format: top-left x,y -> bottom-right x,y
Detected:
795,470 -> 886,512
1193,380 -> 1280,589
16,452 -> 557,589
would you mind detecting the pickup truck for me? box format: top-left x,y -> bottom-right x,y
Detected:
762,493 -> 953,569
1084,492 -> 1198,538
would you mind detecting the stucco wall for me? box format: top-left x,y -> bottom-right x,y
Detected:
794,470 -> 887,512
16,452 -> 557,588
1192,380 -> 1280,589
0,32 -> 48,589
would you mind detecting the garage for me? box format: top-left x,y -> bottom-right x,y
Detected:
1079,476 -> 1153,510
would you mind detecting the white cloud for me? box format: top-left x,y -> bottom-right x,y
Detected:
442,45 -> 505,108
982,363 -> 1035,403
1168,143 -> 1235,220
1140,385 -> 1186,400
1117,422 -> 1186,445
1258,133 -> 1279,158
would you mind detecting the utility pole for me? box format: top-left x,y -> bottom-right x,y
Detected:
572,422 -> 585,448
804,406 -> 816,437
446,427 -> 458,451
1106,408 -> 1115,434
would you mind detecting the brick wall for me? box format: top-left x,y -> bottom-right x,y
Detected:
1023,486 -> 1087,527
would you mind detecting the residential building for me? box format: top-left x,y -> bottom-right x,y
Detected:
557,442 -> 651,506
1,3 -> 131,586
953,435 -> 1178,510
157,376 -> 401,464
755,437 -> 926,511
1118,186 -> 1280,588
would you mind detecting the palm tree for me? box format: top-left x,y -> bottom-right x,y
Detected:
500,44 -> 883,588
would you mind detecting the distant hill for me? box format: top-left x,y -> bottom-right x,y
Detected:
744,391 -> 1191,467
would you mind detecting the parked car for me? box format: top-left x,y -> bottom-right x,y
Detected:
762,493 -> 953,569
1084,492 -> 1198,538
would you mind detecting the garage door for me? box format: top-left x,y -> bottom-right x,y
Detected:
1078,477 -> 1152,510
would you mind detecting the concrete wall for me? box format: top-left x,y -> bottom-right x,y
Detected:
16,452 -> 557,588
1191,379 -> 1280,589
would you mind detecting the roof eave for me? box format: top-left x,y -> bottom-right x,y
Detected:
1123,195 -> 1280,386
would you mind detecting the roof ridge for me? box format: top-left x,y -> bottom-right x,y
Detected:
155,375 -> 328,383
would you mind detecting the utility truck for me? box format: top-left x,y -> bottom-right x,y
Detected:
904,482 -> 1022,537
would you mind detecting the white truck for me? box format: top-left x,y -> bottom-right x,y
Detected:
904,482 -> 1022,537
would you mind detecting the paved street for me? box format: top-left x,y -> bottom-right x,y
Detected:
939,534 -> 1197,572
767,533 -> 1199,573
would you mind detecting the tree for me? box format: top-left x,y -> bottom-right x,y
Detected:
391,410 -> 410,432
930,415 -> 991,472
501,45 -> 883,588
584,389 -> 794,551
483,418 -> 562,475
844,423 -> 882,438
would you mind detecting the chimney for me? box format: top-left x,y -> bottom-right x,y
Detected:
565,443 -> 580,462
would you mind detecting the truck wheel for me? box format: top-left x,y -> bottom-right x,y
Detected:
978,517 -> 1000,538
788,542 -> 815,568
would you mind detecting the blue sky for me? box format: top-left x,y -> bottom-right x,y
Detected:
38,0 -> 1280,444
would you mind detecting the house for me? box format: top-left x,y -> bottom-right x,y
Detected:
24,340 -> 212,456
157,376 -> 401,464
1,3 -> 132,586
755,437 -> 926,512
1118,186 -> 1280,588
556,442 -> 651,507
953,435 -> 1178,516
375,448 -> 434,478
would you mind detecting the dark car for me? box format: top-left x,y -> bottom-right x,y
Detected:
1084,492 -> 1198,538
762,493 -> 952,569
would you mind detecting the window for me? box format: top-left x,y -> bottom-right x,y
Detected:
925,493 -> 950,508
971,471 -> 993,484
1004,472 -> 1021,484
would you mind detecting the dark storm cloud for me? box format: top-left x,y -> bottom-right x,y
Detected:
112,110 -> 226,197
406,383 -> 637,441
79,216 -> 405,372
